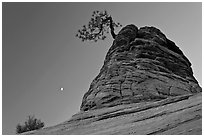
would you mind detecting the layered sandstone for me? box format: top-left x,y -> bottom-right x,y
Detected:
25,93 -> 202,135
80,24 -> 201,111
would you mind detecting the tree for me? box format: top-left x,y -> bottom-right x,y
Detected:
76,10 -> 122,42
16,115 -> 44,134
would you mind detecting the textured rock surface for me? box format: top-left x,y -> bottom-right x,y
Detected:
25,93 -> 202,135
24,25 -> 202,135
80,24 -> 201,111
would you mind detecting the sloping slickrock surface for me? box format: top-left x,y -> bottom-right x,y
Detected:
80,24 -> 201,111
25,93 -> 202,135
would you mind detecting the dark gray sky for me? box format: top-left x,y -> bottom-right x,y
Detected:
2,2 -> 202,134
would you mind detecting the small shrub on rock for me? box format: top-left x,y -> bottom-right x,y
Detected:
16,115 -> 44,134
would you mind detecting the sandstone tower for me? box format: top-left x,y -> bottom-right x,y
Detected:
80,24 -> 201,111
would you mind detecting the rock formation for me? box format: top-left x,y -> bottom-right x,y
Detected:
25,24 -> 202,135
80,24 -> 201,111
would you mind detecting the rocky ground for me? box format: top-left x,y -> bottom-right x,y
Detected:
24,24 -> 201,135
25,92 -> 201,135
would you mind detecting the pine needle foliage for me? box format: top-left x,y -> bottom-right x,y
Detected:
76,10 -> 122,42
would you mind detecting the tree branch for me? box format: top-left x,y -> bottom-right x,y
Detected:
96,16 -> 116,39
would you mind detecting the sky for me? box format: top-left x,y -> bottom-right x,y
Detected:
2,2 -> 202,134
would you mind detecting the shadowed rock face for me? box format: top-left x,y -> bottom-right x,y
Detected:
80,24 -> 201,111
